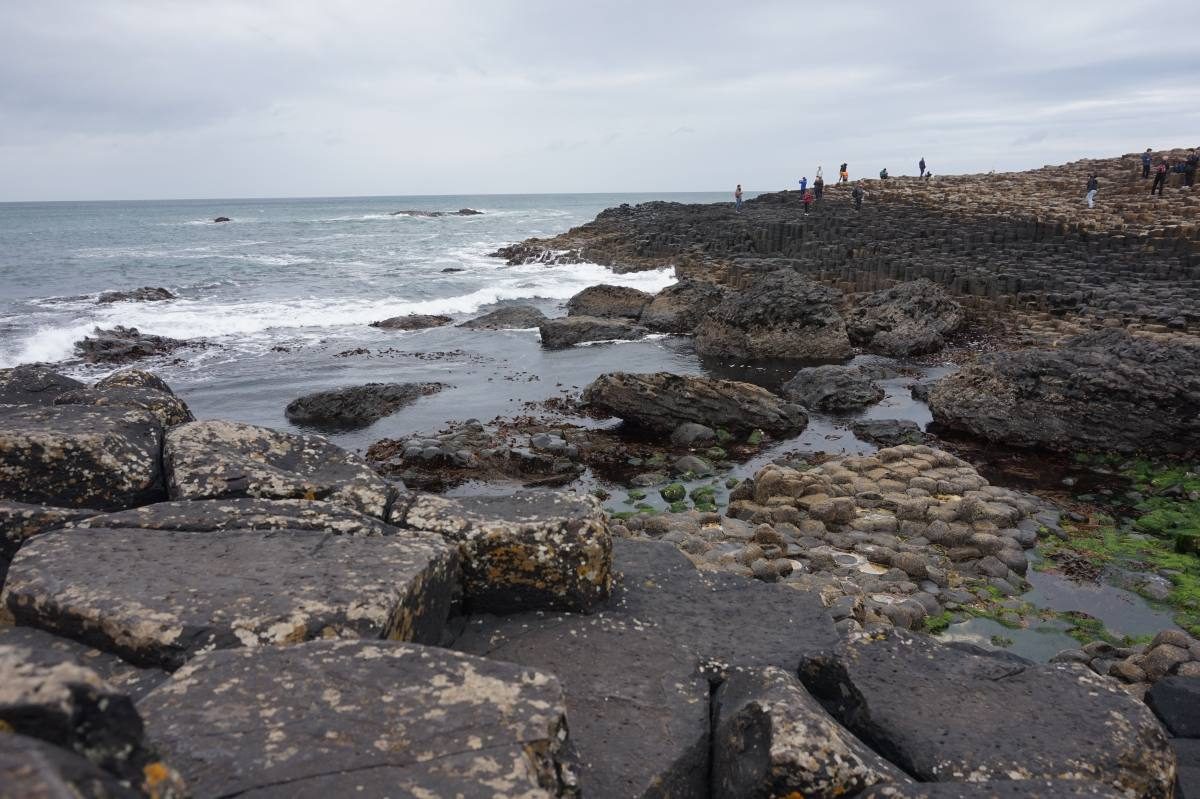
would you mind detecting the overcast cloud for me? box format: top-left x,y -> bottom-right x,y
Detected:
1,0 -> 1198,200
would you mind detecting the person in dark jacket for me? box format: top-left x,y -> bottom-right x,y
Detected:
1151,159 -> 1169,196
851,183 -> 865,210
1186,150 -> 1198,188
1085,174 -> 1099,208
879,167 -> 889,180
919,156 -> 926,177
813,174 -> 824,201
1141,148 -> 1153,179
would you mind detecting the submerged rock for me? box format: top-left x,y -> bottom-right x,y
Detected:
404,490 -> 612,613
565,283 -> 653,319
284,382 -> 443,430
164,420 -> 397,519
583,371 -> 808,435
539,315 -> 648,348
800,629 -> 1176,799
929,329 -> 1200,454
138,640 -> 575,797
96,287 -> 175,304
640,280 -> 727,334
0,404 -> 165,510
2,527 -> 458,670
782,364 -> 886,411
369,313 -> 452,330
73,326 -> 193,364
847,279 -> 965,356
695,270 -> 851,359
458,304 -> 549,329
0,366 -> 84,407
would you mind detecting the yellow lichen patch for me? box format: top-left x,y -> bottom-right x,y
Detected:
142,761 -> 171,791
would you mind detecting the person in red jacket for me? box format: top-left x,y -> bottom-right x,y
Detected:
802,190 -> 814,214
1151,159 -> 1169,196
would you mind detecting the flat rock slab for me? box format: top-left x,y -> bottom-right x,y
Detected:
452,539 -> 838,796
458,304 -> 549,329
859,781 -> 1128,798
71,497 -> 397,537
164,419 -> 395,519
2,527 -> 458,670
0,405 -> 164,510
2,502 -> 98,589
139,640 -> 577,798
0,366 -> 84,408
1146,676 -> 1200,737
713,666 -> 910,799
53,385 -> 194,428
404,490 -> 612,613
0,626 -> 167,701
369,313 -> 453,330
284,382 -> 443,430
0,732 -> 141,799
539,315 -> 648,348
801,629 -> 1176,799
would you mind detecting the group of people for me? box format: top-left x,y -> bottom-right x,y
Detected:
734,156 -> 932,214
1083,147 -> 1198,209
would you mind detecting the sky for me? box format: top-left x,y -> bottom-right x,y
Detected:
1,0 -> 1198,201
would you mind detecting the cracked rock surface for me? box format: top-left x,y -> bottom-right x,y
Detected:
69,497 -> 398,537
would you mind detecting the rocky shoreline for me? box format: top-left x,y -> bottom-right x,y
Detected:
3,150 -> 1200,797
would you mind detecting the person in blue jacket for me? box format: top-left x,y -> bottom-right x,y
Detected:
1141,148 -> 1153,179
798,176 -> 808,195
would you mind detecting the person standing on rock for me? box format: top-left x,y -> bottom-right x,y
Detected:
816,166 -> 823,180
734,184 -> 744,212
1141,148 -> 1153,179
814,174 -> 824,201
798,176 -> 807,195
1185,149 -> 1198,188
851,183 -> 866,210
1085,174 -> 1099,208
839,163 -> 849,183
919,156 -> 926,177
1151,159 -> 1169,196
803,190 -> 814,215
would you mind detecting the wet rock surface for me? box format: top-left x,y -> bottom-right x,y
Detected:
0,404 -> 165,510
565,283 -> 652,319
284,381 -> 443,430
930,329 -> 1200,454
639,279 -> 727,333
368,313 -> 452,330
858,781 -> 1128,798
458,303 -> 549,329
404,490 -> 612,613
1146,676 -> 1200,737
73,326 -> 193,364
783,363 -> 886,411
801,629 -> 1176,799
138,640 -> 576,798
164,419 -> 396,519
695,270 -> 852,359
96,287 -> 175,304
583,371 -> 808,434
451,538 -> 839,797
847,279 -> 966,356
53,383 -> 193,428
2,527 -> 458,669
1,502 -> 97,588
539,314 -> 648,348
0,365 -> 84,407
852,418 -> 930,447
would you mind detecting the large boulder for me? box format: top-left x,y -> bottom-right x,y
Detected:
538,315 -> 648,348
582,371 -> 808,435
0,405 -> 165,510
847,279 -> 966,356
0,732 -> 143,798
565,283 -> 653,319
458,304 -> 549,329
928,330 -> 1200,454
73,326 -> 192,364
138,640 -> 577,797
284,382 -> 443,430
369,313 -> 451,330
70,497 -> 397,537
782,364 -> 886,411
96,287 -> 175,304
695,271 -> 851,359
712,666 -> 910,799
452,539 -> 839,797
164,420 -> 396,519
2,527 -> 458,670
404,490 -> 612,613
0,366 -> 83,407
852,418 -> 929,447
1146,676 -> 1200,737
800,629 -> 1176,799
0,626 -> 167,701
54,376 -> 193,428
640,280 -> 727,333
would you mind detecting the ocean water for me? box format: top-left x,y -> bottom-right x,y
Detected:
0,193 -> 726,449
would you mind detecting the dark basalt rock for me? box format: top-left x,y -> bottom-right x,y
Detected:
458,304 -> 549,329
800,629 -> 1176,799
387,208 -> 483,217
0,366 -> 84,407
565,283 -> 653,319
538,315 -> 648,348
54,386 -> 193,428
451,539 -> 838,797
695,270 -> 851,359
640,279 -> 727,333
852,418 -> 929,447
858,781 -> 1128,798
212,216 -> 231,222
0,732 -> 141,799
2,527 -> 458,670
847,279 -> 965,356
1,502 -> 98,590
73,326 -> 192,365
404,490 -> 612,613
582,371 -> 808,435
284,382 -> 443,430
138,640 -> 576,798
94,369 -> 175,394
929,329 -> 1200,454
96,287 -> 175,304
0,405 -> 165,510
1146,676 -> 1200,737
71,497 -> 398,538
782,364 -> 886,411
164,420 -> 396,519
712,666 -> 910,799
369,313 -> 453,330
0,626 -> 167,702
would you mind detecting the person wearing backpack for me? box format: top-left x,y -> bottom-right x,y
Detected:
1085,174 -> 1099,208
1151,159 -> 1169,196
